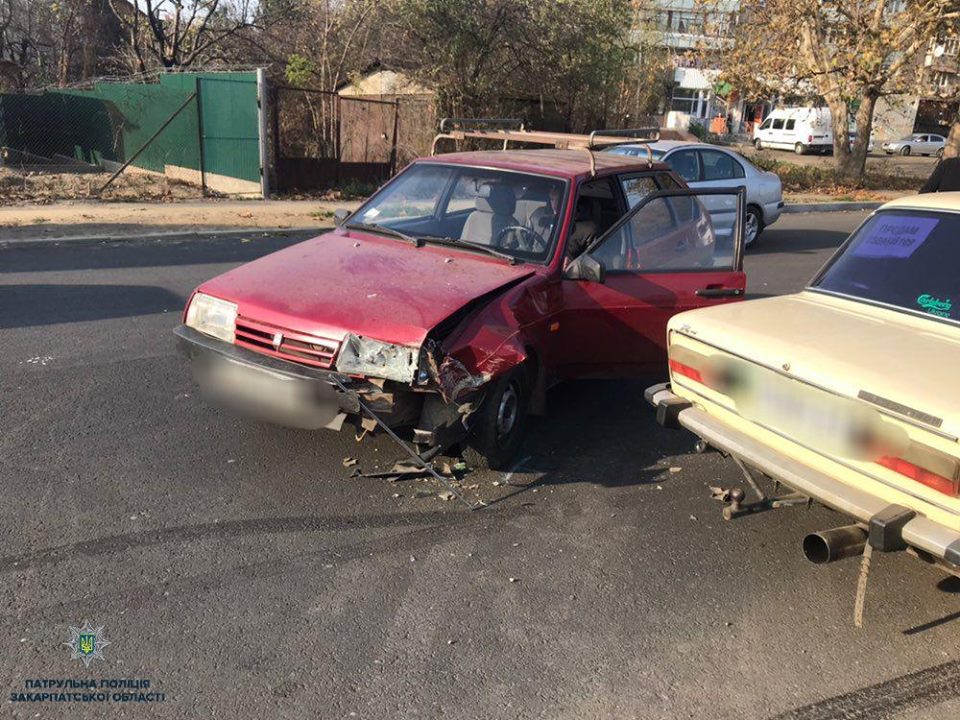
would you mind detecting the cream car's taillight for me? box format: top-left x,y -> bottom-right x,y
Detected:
877,446 -> 960,498
669,358 -> 704,383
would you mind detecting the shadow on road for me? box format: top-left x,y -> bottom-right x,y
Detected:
483,377 -> 694,504
1,230 -> 315,274
0,284 -> 184,328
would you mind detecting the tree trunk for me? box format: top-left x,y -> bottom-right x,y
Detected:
822,94 -> 852,175
841,93 -> 878,184
945,112 -> 960,159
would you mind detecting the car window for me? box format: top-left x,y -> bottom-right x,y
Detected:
813,210 -> 960,323
785,119 -> 796,130
772,119 -> 785,130
589,194 -> 735,272
619,175 -> 659,209
760,119 -> 772,130
359,165 -> 453,222
351,163 -> 566,263
667,150 -> 699,183
700,150 -> 744,181
656,173 -> 682,190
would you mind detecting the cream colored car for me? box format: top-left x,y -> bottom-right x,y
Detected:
647,193 -> 960,583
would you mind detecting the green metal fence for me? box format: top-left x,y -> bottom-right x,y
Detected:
0,70 -> 262,196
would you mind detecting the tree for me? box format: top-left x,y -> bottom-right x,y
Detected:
377,0 -> 642,131
711,0 -> 960,183
108,0 -> 259,71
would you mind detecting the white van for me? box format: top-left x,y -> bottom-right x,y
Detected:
753,107 -> 832,155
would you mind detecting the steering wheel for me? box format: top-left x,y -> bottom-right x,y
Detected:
495,225 -> 548,254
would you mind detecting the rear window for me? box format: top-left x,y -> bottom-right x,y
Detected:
812,210 -> 960,323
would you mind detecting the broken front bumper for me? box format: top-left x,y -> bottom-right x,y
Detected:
176,325 -> 386,430
645,382 -> 960,566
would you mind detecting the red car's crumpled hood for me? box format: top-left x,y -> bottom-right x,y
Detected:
199,230 -> 534,347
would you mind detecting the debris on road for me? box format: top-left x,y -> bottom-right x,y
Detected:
342,457 -> 358,467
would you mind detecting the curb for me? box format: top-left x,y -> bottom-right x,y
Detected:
782,201 -> 883,214
0,225 -> 327,247
0,225 -> 329,248
0,202 -> 881,247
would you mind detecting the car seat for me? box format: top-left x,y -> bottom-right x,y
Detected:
461,183 -> 519,246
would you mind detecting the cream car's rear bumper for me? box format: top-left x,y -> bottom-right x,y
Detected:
645,383 -> 960,567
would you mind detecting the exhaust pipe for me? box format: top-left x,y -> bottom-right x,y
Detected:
803,525 -> 867,564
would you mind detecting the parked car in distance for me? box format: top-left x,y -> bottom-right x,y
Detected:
607,141 -> 783,246
176,135 -> 747,469
881,133 -> 946,157
753,107 -> 834,155
647,193 -> 960,581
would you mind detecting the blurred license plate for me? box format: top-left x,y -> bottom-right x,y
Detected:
196,356 -> 339,429
741,381 -> 860,454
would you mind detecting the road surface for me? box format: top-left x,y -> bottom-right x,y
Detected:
3,212 -> 959,720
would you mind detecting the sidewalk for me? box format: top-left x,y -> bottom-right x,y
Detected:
0,199 -> 363,242
0,192 -> 913,245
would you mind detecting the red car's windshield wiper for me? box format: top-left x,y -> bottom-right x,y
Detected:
418,235 -> 522,265
345,221 -> 423,247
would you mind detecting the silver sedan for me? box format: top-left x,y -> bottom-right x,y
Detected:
607,141 -> 784,247
881,133 -> 947,157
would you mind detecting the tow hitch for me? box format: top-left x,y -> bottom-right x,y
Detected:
708,450 -> 810,520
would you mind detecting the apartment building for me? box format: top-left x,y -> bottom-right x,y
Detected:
644,0 -> 750,132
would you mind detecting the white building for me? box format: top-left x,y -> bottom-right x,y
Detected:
647,0 -> 740,132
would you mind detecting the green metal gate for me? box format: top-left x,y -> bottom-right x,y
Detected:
161,71 -> 261,193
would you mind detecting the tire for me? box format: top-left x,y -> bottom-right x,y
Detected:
753,138 -> 763,150
794,142 -> 806,155
744,205 -> 764,248
462,367 -> 529,471
899,146 -> 911,156
937,147 -> 944,159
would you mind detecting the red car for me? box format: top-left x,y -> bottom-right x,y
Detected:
176,135 -> 747,468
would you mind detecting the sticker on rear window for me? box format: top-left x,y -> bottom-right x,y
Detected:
916,293 -> 953,317
852,216 -> 939,259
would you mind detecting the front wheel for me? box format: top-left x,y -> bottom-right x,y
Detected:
937,147 -> 944,159
900,146 -> 911,156
744,206 -> 763,248
462,368 -> 529,470
753,138 -> 763,150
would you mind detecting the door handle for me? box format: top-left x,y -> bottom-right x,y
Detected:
695,287 -> 744,298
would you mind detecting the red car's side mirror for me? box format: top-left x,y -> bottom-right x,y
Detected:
564,254 -> 606,284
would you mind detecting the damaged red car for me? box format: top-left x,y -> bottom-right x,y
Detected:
175,126 -> 747,469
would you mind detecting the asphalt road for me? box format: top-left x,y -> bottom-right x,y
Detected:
3,213 -> 960,720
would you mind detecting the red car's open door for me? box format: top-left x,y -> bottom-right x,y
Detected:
559,187 -> 746,378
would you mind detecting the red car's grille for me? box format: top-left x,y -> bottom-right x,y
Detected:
235,317 -> 339,369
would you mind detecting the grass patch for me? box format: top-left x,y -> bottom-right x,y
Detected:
748,154 -> 919,196
30,217 -> 49,224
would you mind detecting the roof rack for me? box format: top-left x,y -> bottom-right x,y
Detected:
431,118 -> 662,175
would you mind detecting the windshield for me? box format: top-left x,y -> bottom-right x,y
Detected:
812,210 -> 960,323
348,163 -> 567,263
